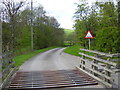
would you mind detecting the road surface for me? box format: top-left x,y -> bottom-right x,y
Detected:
19,48 -> 80,71
18,48 -> 105,88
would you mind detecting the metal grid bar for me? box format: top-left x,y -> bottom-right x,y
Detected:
8,69 -> 98,89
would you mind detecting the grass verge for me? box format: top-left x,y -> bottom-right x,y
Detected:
64,46 -> 120,66
13,47 -> 56,67
64,45 -> 83,56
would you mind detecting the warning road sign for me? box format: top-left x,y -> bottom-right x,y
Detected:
84,30 -> 94,39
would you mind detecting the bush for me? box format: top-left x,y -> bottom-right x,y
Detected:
95,27 -> 120,53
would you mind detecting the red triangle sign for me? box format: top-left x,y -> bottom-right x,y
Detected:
84,30 -> 94,39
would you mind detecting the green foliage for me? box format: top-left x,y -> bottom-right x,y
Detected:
34,24 -> 64,49
64,29 -> 77,46
2,2 -> 64,55
2,22 -> 12,51
74,1 -> 119,53
96,27 -> 120,53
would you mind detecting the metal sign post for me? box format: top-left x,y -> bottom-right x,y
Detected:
84,30 -> 94,50
88,39 -> 90,50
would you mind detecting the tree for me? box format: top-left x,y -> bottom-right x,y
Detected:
18,8 -> 31,26
95,2 -> 119,53
47,16 -> 60,28
74,0 -> 119,53
74,1 -> 93,47
2,1 -> 64,55
2,0 -> 26,52
96,26 -> 120,52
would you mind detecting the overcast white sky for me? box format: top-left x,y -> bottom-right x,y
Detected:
33,0 -> 79,29
27,0 -> 115,29
28,0 -> 94,29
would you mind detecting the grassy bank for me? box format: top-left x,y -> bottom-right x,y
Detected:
64,45 -> 83,56
13,47 -> 56,67
64,45 -> 96,57
64,46 -> 120,65
64,29 -> 75,36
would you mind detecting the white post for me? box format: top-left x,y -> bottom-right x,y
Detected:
88,39 -> 90,50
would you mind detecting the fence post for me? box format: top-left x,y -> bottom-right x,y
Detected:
79,51 -> 85,70
112,71 -> 120,89
0,13 -> 2,89
105,58 -> 112,84
112,59 -> 120,89
92,54 -> 98,76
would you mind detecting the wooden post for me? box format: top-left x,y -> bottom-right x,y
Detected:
80,51 -> 85,70
0,12 -> 2,89
105,58 -> 111,83
93,54 -> 98,76
112,71 -> 120,89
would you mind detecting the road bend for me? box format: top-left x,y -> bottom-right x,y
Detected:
19,48 -> 80,71
18,48 -> 105,88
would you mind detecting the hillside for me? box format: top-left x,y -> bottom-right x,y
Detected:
64,29 -> 75,36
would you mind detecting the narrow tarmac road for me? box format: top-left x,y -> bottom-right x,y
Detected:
19,48 -> 80,71
18,48 -> 105,88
